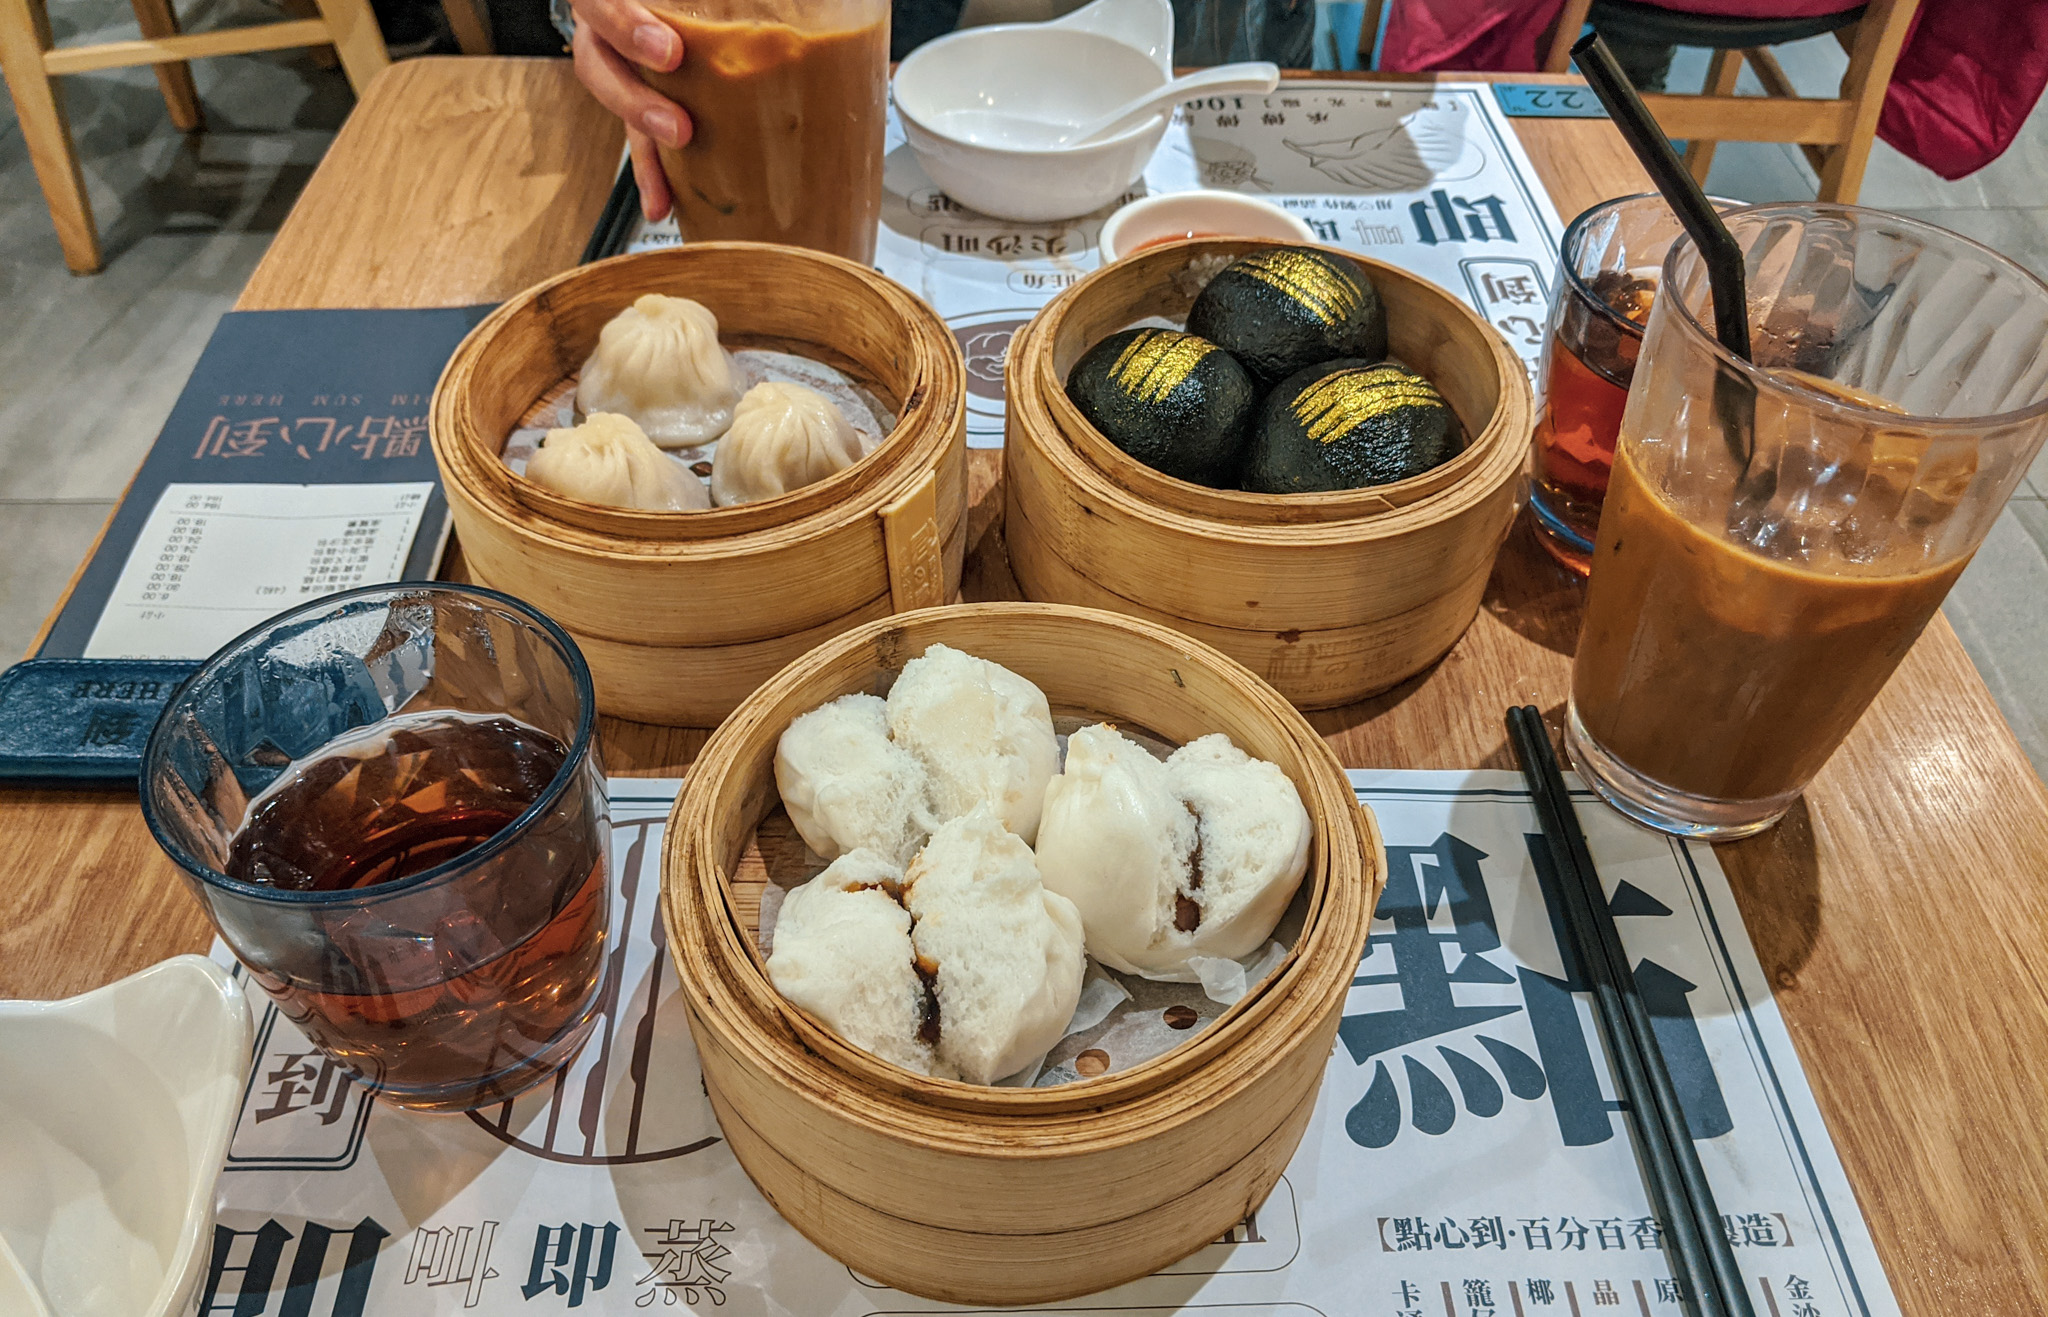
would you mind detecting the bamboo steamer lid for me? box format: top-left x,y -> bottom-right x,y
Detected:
662,602 -> 1385,1304
431,244 -> 968,724
1003,239 -> 1531,708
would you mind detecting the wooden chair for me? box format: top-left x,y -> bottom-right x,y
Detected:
0,0 -> 491,274
1543,0 -> 1921,203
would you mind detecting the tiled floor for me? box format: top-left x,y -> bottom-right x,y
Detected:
2,13 -> 2044,772
0,0 -> 348,653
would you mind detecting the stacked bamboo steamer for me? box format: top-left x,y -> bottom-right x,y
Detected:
662,603 -> 1385,1305
1004,238 -> 1532,709
431,244 -> 968,726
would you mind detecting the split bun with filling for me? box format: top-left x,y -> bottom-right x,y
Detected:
1035,726 -> 1310,978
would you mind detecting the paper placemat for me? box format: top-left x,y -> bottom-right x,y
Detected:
626,80 -> 1567,449
203,771 -> 1896,1317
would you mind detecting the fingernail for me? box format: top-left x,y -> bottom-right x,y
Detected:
633,22 -> 676,65
642,106 -> 683,148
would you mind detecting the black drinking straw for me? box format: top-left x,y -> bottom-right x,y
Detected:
1570,33 -> 1751,363
581,162 -> 643,265
1507,708 -> 1756,1317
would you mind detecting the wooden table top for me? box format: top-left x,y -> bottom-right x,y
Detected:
5,56 -> 2045,1313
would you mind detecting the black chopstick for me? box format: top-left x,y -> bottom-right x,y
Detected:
580,161 -> 643,265
1507,707 -> 1755,1317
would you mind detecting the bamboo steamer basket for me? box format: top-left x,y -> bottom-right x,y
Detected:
1004,238 -> 1531,709
662,602 -> 1384,1305
431,244 -> 967,725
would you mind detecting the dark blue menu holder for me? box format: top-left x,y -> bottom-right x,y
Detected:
3,304 -> 494,784
0,660 -> 199,782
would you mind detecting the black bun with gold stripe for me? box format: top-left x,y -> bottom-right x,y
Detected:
1066,327 -> 1259,487
1243,359 -> 1464,494
1185,246 -> 1389,386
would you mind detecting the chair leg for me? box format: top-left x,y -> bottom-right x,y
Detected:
1357,0 -> 1384,69
309,0 -> 390,94
1820,0 -> 1922,204
1681,48 -> 1743,186
1544,0 -> 1595,74
126,0 -> 203,132
0,0 -> 100,272
276,0 -> 339,68
441,0 -> 491,55
1816,138 -> 1874,203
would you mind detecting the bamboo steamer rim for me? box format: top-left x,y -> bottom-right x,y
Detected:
674,768 -> 1374,1153
430,243 -> 964,556
660,602 -> 1384,1149
1009,326 -> 1527,549
675,601 -> 1349,1098
1016,236 -> 1531,535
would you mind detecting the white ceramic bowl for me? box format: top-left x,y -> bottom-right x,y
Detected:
0,956 -> 252,1317
1097,189 -> 1319,261
893,0 -> 1175,222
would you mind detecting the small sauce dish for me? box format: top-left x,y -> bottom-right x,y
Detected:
0,956 -> 251,1317
1098,190 -> 1318,262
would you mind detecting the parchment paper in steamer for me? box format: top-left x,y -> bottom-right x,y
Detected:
750,715 -> 1309,1088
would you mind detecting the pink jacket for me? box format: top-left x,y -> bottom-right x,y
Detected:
1377,0 -> 2048,180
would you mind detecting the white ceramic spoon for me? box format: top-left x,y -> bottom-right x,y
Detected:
935,62 -> 1281,149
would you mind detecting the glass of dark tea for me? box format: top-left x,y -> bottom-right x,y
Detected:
1570,205 -> 2048,839
141,583 -> 611,1112
1530,194 -> 1738,574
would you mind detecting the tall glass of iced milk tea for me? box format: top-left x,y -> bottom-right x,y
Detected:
635,0 -> 889,263
1569,206 -> 2048,839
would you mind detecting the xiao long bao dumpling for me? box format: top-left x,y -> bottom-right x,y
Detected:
576,294 -> 741,448
524,412 -> 711,512
1035,725 -> 1311,977
710,381 -> 866,507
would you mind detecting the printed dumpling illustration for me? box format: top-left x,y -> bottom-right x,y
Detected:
1283,115 -> 1484,192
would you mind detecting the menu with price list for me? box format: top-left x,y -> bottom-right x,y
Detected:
35,306 -> 491,662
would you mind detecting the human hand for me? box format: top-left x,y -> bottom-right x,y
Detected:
569,0 -> 692,220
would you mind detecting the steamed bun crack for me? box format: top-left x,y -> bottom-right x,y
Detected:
1036,726 -> 1310,979
766,806 -> 1084,1085
763,848 -> 947,1077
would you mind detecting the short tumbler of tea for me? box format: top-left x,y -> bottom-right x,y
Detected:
1569,205 -> 2048,839
1530,194 -> 1729,574
141,583 -> 612,1112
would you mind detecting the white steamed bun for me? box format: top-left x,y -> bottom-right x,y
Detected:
886,644 -> 1058,845
904,805 -> 1085,1084
774,693 -> 934,864
1032,723 -> 1197,976
576,293 -> 740,448
1034,725 -> 1310,978
765,849 -> 941,1076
